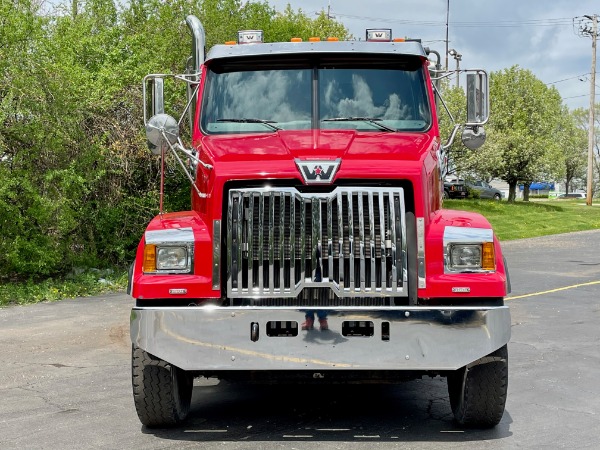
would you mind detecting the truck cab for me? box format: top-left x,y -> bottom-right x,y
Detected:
130,19 -> 510,429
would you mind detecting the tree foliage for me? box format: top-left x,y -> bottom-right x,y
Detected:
0,0 -> 349,280
450,66 -> 565,201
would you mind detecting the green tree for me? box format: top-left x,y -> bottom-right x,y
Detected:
571,106 -> 599,197
486,66 -> 564,202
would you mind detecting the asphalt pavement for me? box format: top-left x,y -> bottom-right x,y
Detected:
1,230 -> 599,449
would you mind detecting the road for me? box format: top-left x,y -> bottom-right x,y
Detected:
1,230 -> 599,449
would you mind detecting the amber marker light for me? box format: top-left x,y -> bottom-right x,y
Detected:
393,38 -> 406,42
143,244 -> 157,273
224,40 -> 237,45
481,242 -> 495,271
308,37 -> 320,42
327,37 -> 339,41
291,37 -> 302,42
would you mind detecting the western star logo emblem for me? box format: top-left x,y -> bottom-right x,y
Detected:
295,159 -> 341,184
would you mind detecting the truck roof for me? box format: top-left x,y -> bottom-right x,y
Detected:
204,40 -> 427,64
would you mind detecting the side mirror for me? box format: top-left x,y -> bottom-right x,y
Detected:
466,71 -> 489,125
461,125 -> 486,150
143,77 -> 165,125
145,114 -> 179,156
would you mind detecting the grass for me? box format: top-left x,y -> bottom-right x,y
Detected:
444,198 -> 600,241
2,198 -> 600,307
0,270 -> 128,307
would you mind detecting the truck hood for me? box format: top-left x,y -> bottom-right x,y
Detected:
198,130 -> 435,181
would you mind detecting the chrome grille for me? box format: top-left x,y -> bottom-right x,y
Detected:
227,187 -> 407,298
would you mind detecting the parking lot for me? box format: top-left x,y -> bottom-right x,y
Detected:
1,230 -> 599,449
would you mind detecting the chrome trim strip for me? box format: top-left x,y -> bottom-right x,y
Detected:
290,194 -> 296,291
279,192 -> 285,291
327,197 -> 333,282
312,197 -> 321,282
258,193 -> 264,293
212,220 -> 221,290
337,190 -> 344,287
358,193 -> 365,291
368,192 -> 376,288
236,194 -> 243,291
145,227 -> 194,244
131,305 -> 511,371
378,193 -> 386,290
417,217 -> 426,289
348,191 -> 355,288
247,195 -> 254,290
389,193 -> 397,291
227,197 -> 233,294
268,192 -> 275,293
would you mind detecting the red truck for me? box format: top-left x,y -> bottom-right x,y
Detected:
129,17 -> 511,428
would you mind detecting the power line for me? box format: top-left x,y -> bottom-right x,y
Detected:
546,73 -> 592,85
330,12 -> 575,28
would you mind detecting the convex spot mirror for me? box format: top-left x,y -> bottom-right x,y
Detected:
146,114 -> 179,155
461,125 -> 486,150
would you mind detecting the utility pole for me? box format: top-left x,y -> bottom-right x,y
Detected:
578,15 -> 598,205
72,0 -> 77,19
445,0 -> 450,71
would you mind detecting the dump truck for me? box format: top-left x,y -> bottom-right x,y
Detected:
129,18 -> 511,428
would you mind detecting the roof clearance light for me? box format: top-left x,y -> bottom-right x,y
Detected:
291,37 -> 303,42
238,30 -> 263,44
393,38 -> 406,42
309,37 -> 321,42
327,37 -> 339,42
224,40 -> 237,45
366,29 -> 392,42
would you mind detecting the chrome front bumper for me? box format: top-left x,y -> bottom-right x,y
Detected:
130,306 -> 510,372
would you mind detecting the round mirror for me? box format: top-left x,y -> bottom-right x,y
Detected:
145,114 -> 179,155
461,126 -> 486,150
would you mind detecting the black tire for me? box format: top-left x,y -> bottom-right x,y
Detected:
132,345 -> 193,428
493,193 -> 501,201
447,344 -> 508,428
443,190 -> 449,200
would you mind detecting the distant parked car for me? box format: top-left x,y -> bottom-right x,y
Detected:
558,192 -> 586,199
443,178 -> 468,199
467,181 -> 503,200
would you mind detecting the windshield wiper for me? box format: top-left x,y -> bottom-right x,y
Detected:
217,118 -> 282,131
323,117 -> 396,132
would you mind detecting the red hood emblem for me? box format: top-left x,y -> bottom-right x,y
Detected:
295,158 -> 341,184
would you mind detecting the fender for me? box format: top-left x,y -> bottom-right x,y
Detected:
420,209 -> 509,299
131,211 -> 220,300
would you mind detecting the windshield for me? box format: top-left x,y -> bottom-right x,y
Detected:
201,58 -> 431,134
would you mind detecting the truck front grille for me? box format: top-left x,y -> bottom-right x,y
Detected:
226,187 -> 407,298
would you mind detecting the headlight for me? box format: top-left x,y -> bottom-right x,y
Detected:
143,244 -> 193,274
449,244 -> 482,270
157,246 -> 188,270
446,242 -> 495,273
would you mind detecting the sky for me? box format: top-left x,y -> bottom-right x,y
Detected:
270,0 -> 600,110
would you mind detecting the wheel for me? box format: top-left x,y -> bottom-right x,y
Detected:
443,190 -> 449,200
447,344 -> 508,428
493,193 -> 501,201
132,345 -> 193,428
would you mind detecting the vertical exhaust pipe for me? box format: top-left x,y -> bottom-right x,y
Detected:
185,15 -> 205,135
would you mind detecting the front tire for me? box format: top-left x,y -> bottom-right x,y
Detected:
132,345 -> 193,428
447,344 -> 508,428
494,193 -> 501,201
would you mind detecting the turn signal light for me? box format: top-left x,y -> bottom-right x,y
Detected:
481,242 -> 495,271
143,244 -> 157,273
